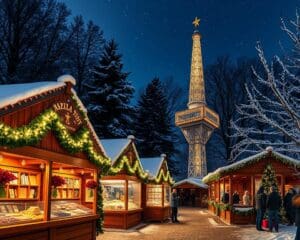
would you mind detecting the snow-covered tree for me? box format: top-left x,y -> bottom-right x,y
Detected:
133,78 -> 179,175
230,12 -> 300,161
85,39 -> 135,138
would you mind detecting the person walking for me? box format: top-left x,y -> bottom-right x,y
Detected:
292,192 -> 300,240
266,186 -> 282,232
171,188 -> 180,223
232,190 -> 240,205
255,186 -> 267,231
284,188 -> 296,226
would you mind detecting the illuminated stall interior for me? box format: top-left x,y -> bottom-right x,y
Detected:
101,136 -> 147,229
140,154 -> 173,222
203,148 -> 300,224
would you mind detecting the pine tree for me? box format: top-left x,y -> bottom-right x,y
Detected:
133,78 -> 178,174
261,164 -> 278,194
84,39 -> 135,138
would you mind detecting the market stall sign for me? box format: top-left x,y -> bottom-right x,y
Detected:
53,102 -> 82,131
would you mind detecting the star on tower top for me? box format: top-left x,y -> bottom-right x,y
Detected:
192,17 -> 200,28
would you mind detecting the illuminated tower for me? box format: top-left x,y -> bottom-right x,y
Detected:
175,17 -> 219,178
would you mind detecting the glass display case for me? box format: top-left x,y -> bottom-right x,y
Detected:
128,181 -> 141,210
102,180 -> 125,210
101,179 -> 141,211
146,184 -> 162,207
51,200 -> 93,219
0,201 -> 44,226
164,185 -> 170,206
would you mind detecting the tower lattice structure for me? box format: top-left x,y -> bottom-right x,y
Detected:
175,18 -> 219,178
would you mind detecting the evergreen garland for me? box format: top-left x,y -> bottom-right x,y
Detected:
0,109 -> 111,172
96,172 -> 104,235
261,163 -> 278,194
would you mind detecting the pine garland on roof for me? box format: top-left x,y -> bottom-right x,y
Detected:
0,109 -> 111,172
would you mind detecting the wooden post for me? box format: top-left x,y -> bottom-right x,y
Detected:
218,179 -> 221,202
93,169 -> 98,214
162,184 -> 164,207
44,161 -> 52,221
251,175 -> 254,206
281,175 -> 285,197
229,176 -> 232,205
125,180 -> 128,211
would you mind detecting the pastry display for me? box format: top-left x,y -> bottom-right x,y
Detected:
0,203 -> 43,226
103,199 -> 125,210
51,201 -> 92,219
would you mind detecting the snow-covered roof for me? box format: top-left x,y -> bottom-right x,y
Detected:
101,138 -> 131,163
0,81 -> 65,109
0,75 -> 107,158
203,148 -> 300,183
173,177 -> 208,189
140,156 -> 165,178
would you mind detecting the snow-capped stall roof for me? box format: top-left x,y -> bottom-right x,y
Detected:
173,177 -> 208,189
140,156 -> 165,177
0,75 -> 107,157
101,138 -> 132,163
0,81 -> 65,109
203,148 -> 300,184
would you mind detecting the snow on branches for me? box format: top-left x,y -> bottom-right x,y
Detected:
230,12 -> 300,161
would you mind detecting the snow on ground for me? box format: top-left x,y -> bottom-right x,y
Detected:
234,224 -> 296,240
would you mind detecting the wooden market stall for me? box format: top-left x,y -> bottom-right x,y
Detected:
203,147 -> 300,225
173,178 -> 208,208
140,154 -> 174,222
0,75 -> 110,240
101,136 -> 148,229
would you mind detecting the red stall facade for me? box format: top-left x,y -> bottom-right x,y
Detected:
0,75 -> 110,240
101,136 -> 147,229
141,154 -> 173,222
203,147 -> 300,225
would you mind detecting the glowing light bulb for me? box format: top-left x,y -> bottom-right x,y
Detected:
0,155 -> 3,162
71,169 -> 74,174
21,160 -> 26,166
59,166 -> 63,172
91,172 -> 94,177
81,170 -> 84,175
40,163 -> 45,170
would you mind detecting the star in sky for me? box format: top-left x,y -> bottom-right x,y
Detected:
192,17 -> 200,27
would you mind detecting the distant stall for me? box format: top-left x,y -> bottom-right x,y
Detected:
101,136 -> 147,229
173,178 -> 208,207
203,147 -> 300,224
140,154 -> 174,222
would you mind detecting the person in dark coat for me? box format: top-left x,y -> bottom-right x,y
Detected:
171,188 -> 180,223
266,186 -> 282,232
232,190 -> 240,205
292,192 -> 300,240
284,188 -> 296,226
255,186 -> 267,231
221,189 -> 229,204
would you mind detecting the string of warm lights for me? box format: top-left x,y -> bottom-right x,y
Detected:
0,109 -> 111,172
152,168 -> 174,185
109,156 -> 149,180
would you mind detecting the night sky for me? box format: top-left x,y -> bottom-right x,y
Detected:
63,0 -> 298,95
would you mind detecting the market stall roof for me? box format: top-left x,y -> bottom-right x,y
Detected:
173,177 -> 208,189
101,138 -> 131,163
203,147 -> 300,184
0,75 -> 107,157
140,155 -> 165,178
